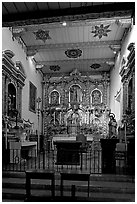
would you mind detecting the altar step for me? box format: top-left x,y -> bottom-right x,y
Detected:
2,171 -> 135,202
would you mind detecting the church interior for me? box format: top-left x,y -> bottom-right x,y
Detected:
2,2 -> 135,202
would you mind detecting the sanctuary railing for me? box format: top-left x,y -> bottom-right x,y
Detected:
2,148 -> 134,176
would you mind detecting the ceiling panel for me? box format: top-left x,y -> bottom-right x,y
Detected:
2,4 -> 8,15
14,2 -> 29,12
3,2 -> 17,14
48,2 -> 60,10
2,2 -> 134,75
36,2 -> 49,10
24,2 -> 38,11
70,2 -> 82,8
59,2 -> 71,9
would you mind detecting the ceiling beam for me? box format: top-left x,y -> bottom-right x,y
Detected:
11,17 -> 132,30
35,58 -> 114,66
27,40 -> 121,52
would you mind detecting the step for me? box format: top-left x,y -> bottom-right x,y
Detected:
2,188 -> 135,202
2,171 -> 134,182
2,180 -> 135,194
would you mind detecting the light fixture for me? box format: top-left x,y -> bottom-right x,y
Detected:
109,45 -> 121,55
62,21 -> 67,26
36,64 -> 44,69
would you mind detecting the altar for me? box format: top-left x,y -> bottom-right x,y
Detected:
44,68 -> 110,149
53,141 -> 82,165
52,134 -> 93,150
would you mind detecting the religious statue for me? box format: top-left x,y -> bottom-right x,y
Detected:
92,89 -> 101,104
70,85 -> 82,103
50,91 -> 59,105
108,113 -> 117,138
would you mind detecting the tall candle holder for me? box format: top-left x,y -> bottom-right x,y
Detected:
36,97 -> 42,151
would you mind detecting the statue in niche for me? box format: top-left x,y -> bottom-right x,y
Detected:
70,85 -> 82,103
50,91 -> 59,105
92,89 -> 101,104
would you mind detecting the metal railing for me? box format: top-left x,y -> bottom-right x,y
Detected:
2,148 -> 134,175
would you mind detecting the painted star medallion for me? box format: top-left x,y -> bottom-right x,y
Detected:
91,24 -> 111,39
33,29 -> 51,43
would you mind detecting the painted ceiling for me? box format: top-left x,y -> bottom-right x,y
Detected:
2,2 -> 134,76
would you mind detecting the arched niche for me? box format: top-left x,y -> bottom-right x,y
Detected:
8,83 -> 16,115
49,90 -> 60,105
2,49 -> 26,119
91,88 -> 102,105
69,84 -> 83,103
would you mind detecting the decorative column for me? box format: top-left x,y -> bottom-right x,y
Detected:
5,76 -> 10,115
103,81 -> 109,105
2,73 -> 6,115
132,72 -> 135,113
4,76 -> 9,149
16,85 -> 22,118
43,80 -> 49,149
61,78 -> 66,105
122,78 -> 128,114
86,81 -> 90,106
41,81 -> 45,135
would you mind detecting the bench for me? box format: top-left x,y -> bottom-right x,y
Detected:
25,170 -> 55,201
60,171 -> 90,197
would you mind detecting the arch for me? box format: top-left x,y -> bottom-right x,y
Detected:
49,89 -> 60,105
91,88 -> 102,104
3,49 -> 15,59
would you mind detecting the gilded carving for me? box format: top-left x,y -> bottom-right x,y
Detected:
43,68 -> 110,138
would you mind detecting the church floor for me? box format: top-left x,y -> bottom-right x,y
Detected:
2,171 -> 135,202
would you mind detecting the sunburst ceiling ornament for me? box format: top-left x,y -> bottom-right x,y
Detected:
90,63 -> 101,69
65,49 -> 82,58
33,29 -> 51,43
91,24 -> 111,39
49,65 -> 60,72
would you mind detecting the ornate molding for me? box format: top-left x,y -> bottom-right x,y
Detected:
2,50 -> 26,86
27,40 -> 121,51
49,65 -> 61,72
3,9 -> 133,27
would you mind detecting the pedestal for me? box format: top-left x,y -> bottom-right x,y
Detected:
100,139 -> 119,174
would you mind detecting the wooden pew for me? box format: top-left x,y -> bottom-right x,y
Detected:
60,171 -> 90,197
25,169 -> 55,201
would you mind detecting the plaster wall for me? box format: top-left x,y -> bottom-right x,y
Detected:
2,28 -> 43,133
110,25 -> 135,125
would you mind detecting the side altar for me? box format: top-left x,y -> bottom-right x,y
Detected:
43,68 -> 111,148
